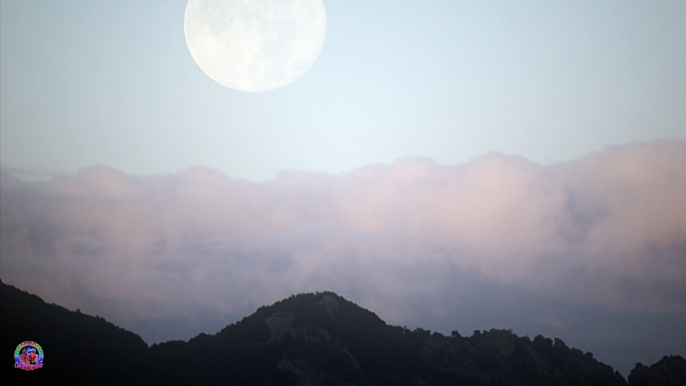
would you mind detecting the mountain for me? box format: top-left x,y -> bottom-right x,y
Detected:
628,355 -> 686,386
144,292 -> 626,385
1,280 -> 683,385
0,279 -> 148,383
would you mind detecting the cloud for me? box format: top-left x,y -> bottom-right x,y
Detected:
1,141 -> 684,350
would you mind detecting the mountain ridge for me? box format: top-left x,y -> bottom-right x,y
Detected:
1,280 -> 683,385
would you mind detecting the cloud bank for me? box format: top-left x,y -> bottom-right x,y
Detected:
1,140 -> 684,372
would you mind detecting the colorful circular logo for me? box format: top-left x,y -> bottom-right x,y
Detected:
14,341 -> 43,371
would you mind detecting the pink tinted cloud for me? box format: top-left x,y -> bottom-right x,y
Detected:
0,140 -> 684,327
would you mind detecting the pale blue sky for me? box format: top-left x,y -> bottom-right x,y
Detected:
1,0 -> 684,181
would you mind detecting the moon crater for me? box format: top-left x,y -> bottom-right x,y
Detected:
184,0 -> 327,92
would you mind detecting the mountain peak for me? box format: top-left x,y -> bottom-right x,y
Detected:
4,282 -> 683,385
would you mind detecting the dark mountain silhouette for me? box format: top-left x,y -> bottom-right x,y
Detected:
628,355 -> 686,386
1,280 -> 683,385
0,279 -> 148,384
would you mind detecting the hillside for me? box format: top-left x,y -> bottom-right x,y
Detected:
1,280 -> 683,385
144,291 -> 628,385
0,279 -> 148,383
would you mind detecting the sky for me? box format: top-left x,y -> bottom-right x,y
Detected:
1,0 -> 685,377
1,0 -> 684,180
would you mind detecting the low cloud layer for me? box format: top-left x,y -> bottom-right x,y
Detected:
1,140 -> 685,373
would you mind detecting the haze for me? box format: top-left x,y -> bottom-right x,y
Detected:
1,0 -> 684,377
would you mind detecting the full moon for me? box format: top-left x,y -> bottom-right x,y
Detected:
184,0 -> 326,92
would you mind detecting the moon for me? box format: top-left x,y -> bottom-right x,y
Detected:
184,0 -> 326,92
